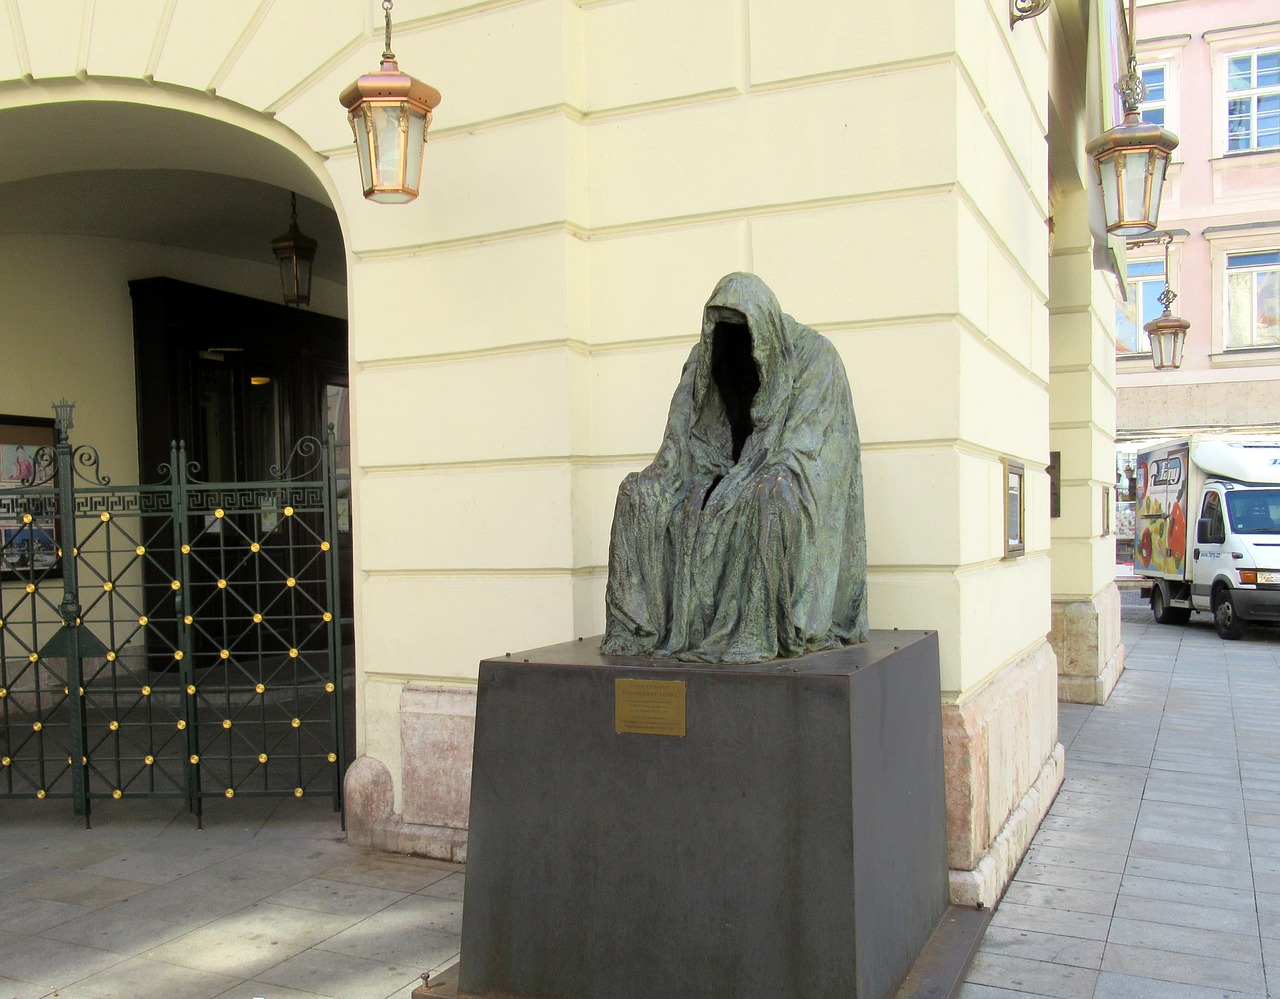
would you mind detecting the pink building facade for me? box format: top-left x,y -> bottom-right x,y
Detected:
1117,0 -> 1280,435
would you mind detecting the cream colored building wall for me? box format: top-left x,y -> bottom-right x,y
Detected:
0,3 -> 1076,885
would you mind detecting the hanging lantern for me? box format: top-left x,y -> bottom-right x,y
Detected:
1142,234 -> 1189,370
271,192 -> 318,307
339,0 -> 441,204
1087,108 -> 1179,237
1085,0 -> 1179,237
1145,309 -> 1189,370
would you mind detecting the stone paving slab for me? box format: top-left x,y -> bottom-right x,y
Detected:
0,796 -> 461,999
965,606 -> 1280,998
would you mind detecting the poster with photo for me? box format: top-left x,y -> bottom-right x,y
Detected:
0,415 -> 60,579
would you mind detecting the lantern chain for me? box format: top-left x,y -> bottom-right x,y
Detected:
383,0 -> 395,60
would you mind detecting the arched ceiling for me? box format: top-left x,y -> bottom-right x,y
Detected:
0,100 -> 345,284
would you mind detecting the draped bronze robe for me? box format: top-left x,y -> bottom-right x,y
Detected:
602,272 -> 868,663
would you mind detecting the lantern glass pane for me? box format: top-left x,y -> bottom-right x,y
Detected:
352,111 -> 373,193
1100,154 -> 1120,229
1122,151 -> 1150,227
374,105 -> 404,189
1147,153 -> 1167,223
403,110 -> 426,195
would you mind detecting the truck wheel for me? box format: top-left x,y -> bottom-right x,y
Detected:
1213,588 -> 1246,640
1152,587 -> 1175,624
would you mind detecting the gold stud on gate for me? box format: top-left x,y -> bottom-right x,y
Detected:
325,682 -> 335,693
100,512 -> 110,522
32,722 -> 41,732
22,513 -> 32,524
108,721 -> 119,731
141,685 -> 151,696
176,720 -> 187,731
322,612 -> 333,622
106,651 -> 116,662
36,789 -> 45,799
171,580 -> 181,590
220,649 -> 230,660
184,615 -> 193,625
173,650 -> 184,661
187,685 -> 196,695
145,755 -> 155,765
320,541 -> 331,552
253,613 -> 263,624
112,789 -> 122,799
28,653 -> 37,663
286,578 -> 297,588
103,582 -> 113,592
259,753 -> 269,764
189,754 -> 199,764
24,583 -> 35,594
284,506 -> 294,517
289,648 -> 299,659
250,542 -> 261,553
1,757 -> 9,766
222,719 -> 232,729
225,788 -> 234,798
294,788 -> 304,798
255,683 -> 265,695
327,753 -> 337,763
214,509 -> 225,519
291,718 -> 301,728
0,689 -> 6,699
138,615 -> 148,626
181,544 -> 190,555
217,579 -> 227,589
135,545 -> 145,556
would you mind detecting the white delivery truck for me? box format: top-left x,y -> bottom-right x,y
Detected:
1136,436 -> 1280,639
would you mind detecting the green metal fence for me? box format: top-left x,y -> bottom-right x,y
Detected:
0,402 -> 346,825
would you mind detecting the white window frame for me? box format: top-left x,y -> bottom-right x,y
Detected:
1225,249 -> 1280,350
1209,26 -> 1280,159
1225,48 -> 1280,153
1138,62 -> 1169,130
1206,223 -> 1280,363
1116,254 -> 1165,357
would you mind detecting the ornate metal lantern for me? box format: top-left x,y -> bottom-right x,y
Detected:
1140,233 -> 1189,371
339,0 -> 441,204
1086,0 -> 1179,236
271,192 -> 317,307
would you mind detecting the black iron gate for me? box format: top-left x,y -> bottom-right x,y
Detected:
0,402 -> 346,824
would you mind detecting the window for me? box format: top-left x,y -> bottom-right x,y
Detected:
1226,49 -> 1280,152
1139,64 -> 1167,127
1225,250 -> 1280,348
1116,259 -> 1166,354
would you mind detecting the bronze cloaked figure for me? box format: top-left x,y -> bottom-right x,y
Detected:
602,272 -> 868,663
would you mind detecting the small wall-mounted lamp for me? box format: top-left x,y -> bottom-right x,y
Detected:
339,0 -> 441,204
271,192 -> 317,307
1085,0 -> 1179,236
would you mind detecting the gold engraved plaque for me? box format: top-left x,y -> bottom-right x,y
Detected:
615,679 -> 686,737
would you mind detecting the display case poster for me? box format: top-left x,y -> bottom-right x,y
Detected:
1135,443 -> 1189,576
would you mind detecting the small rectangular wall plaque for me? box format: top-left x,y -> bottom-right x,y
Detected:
615,678 -> 686,736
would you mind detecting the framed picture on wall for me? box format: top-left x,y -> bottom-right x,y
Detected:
0,414 -> 60,580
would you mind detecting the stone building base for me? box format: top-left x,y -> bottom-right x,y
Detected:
1052,583 -> 1124,705
344,684 -> 477,864
943,641 -> 1063,909
349,644 -> 1064,910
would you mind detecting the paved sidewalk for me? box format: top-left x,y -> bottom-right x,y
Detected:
961,599 -> 1280,999
0,795 -> 462,998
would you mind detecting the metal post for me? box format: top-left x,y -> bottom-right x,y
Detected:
171,441 -> 202,824
323,427 -> 345,821
52,402 -> 89,823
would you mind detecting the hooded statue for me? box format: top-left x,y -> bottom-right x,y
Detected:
602,272 -> 868,663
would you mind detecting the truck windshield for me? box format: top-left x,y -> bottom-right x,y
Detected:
1225,489 -> 1280,534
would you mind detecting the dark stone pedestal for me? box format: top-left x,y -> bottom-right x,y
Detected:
451,631 -> 947,999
